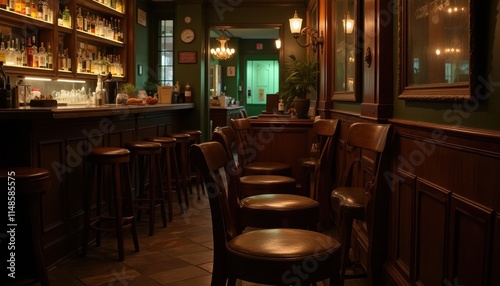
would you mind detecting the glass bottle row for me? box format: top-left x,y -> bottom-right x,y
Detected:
0,0 -> 55,24
0,36 -> 53,69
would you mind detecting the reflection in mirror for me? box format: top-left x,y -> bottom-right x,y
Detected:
407,0 -> 469,86
334,0 -> 355,93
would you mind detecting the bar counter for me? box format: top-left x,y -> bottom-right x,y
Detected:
0,103 -> 194,269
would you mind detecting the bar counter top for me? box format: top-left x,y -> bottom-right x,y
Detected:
0,103 -> 194,120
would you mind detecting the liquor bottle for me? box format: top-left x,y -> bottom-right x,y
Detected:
15,38 -> 22,66
90,15 -> 96,34
64,48 -> 71,71
31,36 -> 39,68
0,0 -> 7,9
38,41 -> 46,68
57,45 -> 63,70
76,6 -> 83,30
184,81 -> 192,103
83,10 -> 89,32
0,40 -> 6,64
14,0 -> 22,14
26,37 -> 33,67
62,6 -> 71,28
46,42 -> 52,69
37,0 -> 43,19
85,50 -> 92,73
115,0 -> 122,13
5,40 -> 16,66
30,0 -> 37,18
76,49 -> 83,72
8,0 -> 14,10
21,40 -> 27,66
24,0 -> 30,16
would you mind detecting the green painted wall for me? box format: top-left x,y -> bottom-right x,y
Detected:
134,1 -> 150,90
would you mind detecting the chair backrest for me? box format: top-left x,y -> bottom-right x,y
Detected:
212,126 -> 242,174
311,119 -> 339,198
239,108 -> 248,118
188,142 -> 241,247
339,122 -> 392,188
230,118 -> 256,168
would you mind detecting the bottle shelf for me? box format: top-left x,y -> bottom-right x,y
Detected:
0,8 -> 54,30
1,0 -> 128,82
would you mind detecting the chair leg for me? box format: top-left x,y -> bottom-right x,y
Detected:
155,154 -> 167,228
339,208 -> 354,284
122,163 -> 140,253
30,194 -> 50,286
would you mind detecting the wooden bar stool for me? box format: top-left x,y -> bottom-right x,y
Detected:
125,141 -> 167,236
167,132 -> 191,208
180,129 -> 204,199
1,167 -> 51,286
144,136 -> 185,219
82,147 -> 139,261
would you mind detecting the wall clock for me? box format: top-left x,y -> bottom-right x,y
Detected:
180,28 -> 195,44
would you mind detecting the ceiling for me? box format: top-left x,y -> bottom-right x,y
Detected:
210,27 -> 280,40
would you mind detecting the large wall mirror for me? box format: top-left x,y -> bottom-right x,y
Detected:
332,0 -> 360,101
398,0 -> 488,100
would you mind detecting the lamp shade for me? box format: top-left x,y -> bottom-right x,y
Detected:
342,18 -> 354,34
289,11 -> 303,34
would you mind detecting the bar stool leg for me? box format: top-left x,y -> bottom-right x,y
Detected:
29,193 -> 50,286
112,163 -> 125,261
170,146 -> 185,214
155,154 -> 168,227
121,163 -> 140,252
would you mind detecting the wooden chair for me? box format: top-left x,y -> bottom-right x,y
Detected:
213,126 -> 298,197
299,118 -> 339,200
212,127 -> 319,230
330,122 -> 393,286
189,141 -> 342,286
230,117 -> 292,176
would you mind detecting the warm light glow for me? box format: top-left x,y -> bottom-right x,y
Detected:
289,11 -> 303,34
435,49 -> 441,55
342,16 -> 354,34
56,79 -> 87,83
275,38 -> 281,49
24,77 -> 52,82
211,34 -> 235,60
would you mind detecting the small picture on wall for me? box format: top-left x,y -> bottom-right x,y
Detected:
227,66 -> 236,77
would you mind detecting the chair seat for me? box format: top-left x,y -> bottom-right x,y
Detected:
298,157 -> 319,169
331,187 -> 367,208
228,228 -> 340,258
226,228 -> 341,285
240,175 -> 297,196
87,147 -> 130,164
240,194 -> 319,229
144,137 -> 176,148
244,161 -> 292,176
241,194 -> 318,210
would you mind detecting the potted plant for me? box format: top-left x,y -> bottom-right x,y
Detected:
122,83 -> 138,98
279,54 -> 319,118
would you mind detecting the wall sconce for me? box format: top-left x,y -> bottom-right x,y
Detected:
275,38 -> 281,49
342,13 -> 354,34
289,10 -> 324,53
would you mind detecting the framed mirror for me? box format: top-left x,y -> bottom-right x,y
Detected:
398,0 -> 488,101
332,0 -> 360,101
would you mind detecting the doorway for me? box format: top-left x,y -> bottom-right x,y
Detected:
245,59 -> 279,114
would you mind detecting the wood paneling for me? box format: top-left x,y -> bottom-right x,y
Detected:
414,180 -> 450,286
326,118 -> 500,286
448,195 -> 493,285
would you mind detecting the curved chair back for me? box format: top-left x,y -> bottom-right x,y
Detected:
230,118 -> 256,169
311,119 -> 339,199
188,142 -> 240,240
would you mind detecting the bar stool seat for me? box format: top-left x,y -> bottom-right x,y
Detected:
1,167 -> 51,286
167,132 -> 191,208
239,175 -> 297,197
144,136 -> 184,219
125,141 -> 167,236
82,147 -> 139,261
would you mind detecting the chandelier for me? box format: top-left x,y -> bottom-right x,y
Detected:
211,33 -> 235,60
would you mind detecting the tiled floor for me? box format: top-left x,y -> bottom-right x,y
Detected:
8,188 -> 367,286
